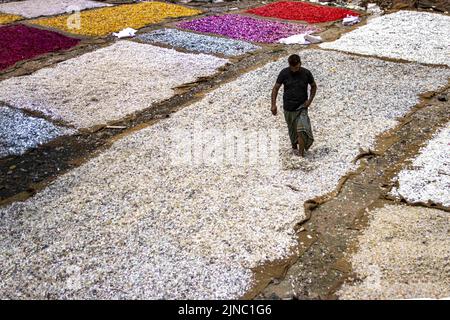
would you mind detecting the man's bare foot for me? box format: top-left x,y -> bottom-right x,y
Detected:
297,136 -> 305,157
291,149 -> 305,157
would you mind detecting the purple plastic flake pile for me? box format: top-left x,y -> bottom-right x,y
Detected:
177,14 -> 319,43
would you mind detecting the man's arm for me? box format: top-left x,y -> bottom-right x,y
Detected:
304,81 -> 317,108
271,83 -> 281,115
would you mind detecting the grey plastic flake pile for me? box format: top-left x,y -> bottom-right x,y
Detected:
137,28 -> 261,56
0,105 -> 75,158
0,50 -> 449,299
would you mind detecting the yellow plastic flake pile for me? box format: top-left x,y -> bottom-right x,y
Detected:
0,13 -> 22,25
30,2 -> 201,36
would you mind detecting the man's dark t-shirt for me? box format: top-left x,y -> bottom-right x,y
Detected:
276,67 -> 315,111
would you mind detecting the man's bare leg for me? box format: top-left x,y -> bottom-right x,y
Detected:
297,135 -> 305,157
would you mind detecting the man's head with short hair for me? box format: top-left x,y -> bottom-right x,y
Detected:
288,54 -> 301,73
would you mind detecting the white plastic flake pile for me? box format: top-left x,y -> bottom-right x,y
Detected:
321,11 -> 450,66
0,41 -> 228,129
0,50 -> 449,299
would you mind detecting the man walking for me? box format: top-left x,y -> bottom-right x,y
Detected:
271,54 -> 317,157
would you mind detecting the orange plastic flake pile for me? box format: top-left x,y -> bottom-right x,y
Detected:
30,2 -> 201,36
0,13 -> 22,25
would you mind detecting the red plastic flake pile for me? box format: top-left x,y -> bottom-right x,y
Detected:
0,24 -> 80,71
246,1 -> 360,23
